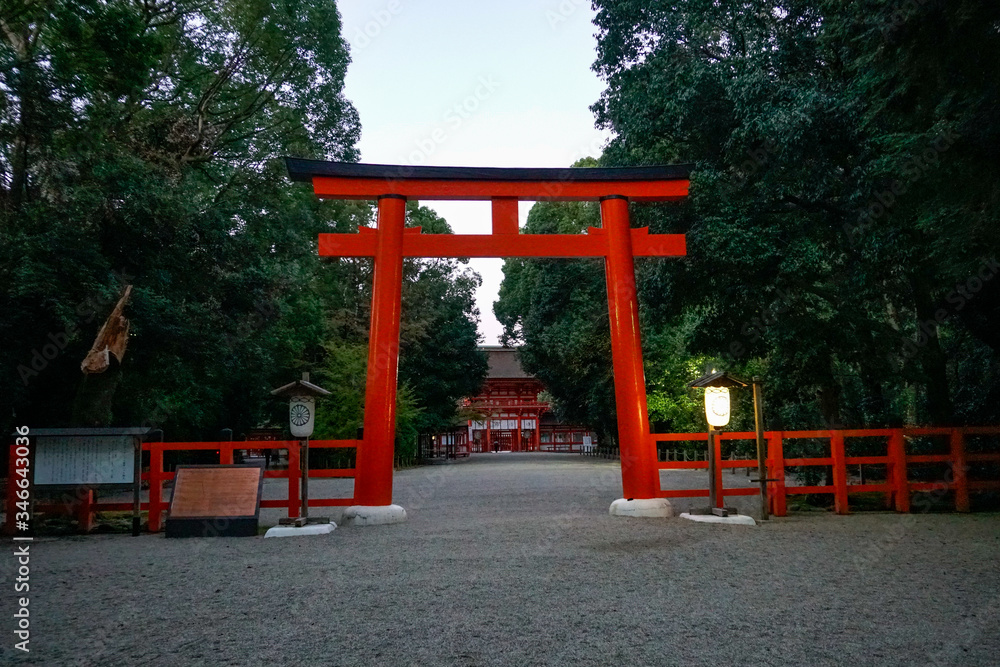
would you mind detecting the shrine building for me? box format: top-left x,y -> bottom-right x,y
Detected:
422,347 -> 597,457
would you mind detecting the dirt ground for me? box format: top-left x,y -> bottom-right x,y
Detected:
3,454 -> 998,666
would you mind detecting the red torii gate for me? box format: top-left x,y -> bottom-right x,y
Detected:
286,158 -> 691,524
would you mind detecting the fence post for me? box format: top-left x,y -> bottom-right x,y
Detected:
766,433 -> 787,517
220,443 -> 234,465
287,441 -> 300,519
950,428 -> 970,513
75,489 -> 95,532
831,431 -> 848,515
148,444 -> 164,532
888,430 -> 910,512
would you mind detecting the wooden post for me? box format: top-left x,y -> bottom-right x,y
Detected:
287,441 -> 300,519
888,429 -> 910,512
132,435 -> 141,536
355,195 -> 406,506
601,195 -> 659,500
75,490 -> 95,532
486,413 -> 492,452
766,433 -> 787,516
831,431 -> 849,515
148,444 -> 164,532
301,437 -> 309,518
950,428 -> 970,513
752,379 -> 769,520
491,197 -> 519,235
708,426 -> 721,508
516,412 -> 522,452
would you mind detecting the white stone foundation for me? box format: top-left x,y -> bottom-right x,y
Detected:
342,504 -> 408,526
263,521 -> 337,538
608,498 -> 673,518
679,512 -> 756,526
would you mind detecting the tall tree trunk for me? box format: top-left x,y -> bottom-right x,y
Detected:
909,273 -> 954,425
71,358 -> 123,427
9,81 -> 30,209
817,358 -> 843,489
817,384 -> 842,429
2,19 -> 37,210
860,373 -> 891,427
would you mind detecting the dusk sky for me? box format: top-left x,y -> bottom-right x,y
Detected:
337,1 -> 611,344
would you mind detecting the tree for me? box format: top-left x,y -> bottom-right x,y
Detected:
587,0 -> 1000,427
0,1 -> 487,446
313,202 -> 489,450
495,174 -> 621,441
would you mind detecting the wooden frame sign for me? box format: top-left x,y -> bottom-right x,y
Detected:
29,427 -> 148,536
165,464 -> 264,538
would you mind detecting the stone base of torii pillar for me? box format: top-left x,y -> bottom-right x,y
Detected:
608,498 -> 673,518
341,504 -> 407,526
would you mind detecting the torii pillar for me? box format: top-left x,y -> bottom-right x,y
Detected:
287,159 -> 691,524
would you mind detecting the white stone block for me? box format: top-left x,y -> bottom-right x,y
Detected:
263,521 -> 337,538
679,512 -> 756,526
608,497 -> 673,518
342,504 -> 407,526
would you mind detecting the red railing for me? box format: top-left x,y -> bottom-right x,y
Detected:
4,439 -> 356,533
652,427 -> 1000,514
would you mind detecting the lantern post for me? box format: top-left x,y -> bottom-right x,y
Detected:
265,372 -> 335,538
752,377 -> 769,520
685,370 -> 757,525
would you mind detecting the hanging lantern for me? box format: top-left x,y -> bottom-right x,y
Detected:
289,396 -> 316,438
704,386 -> 731,427
688,369 -> 746,428
271,372 -> 330,439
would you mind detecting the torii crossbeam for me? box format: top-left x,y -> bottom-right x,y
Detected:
287,158 -> 692,524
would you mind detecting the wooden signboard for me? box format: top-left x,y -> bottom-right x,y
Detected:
34,434 -> 135,486
165,464 -> 264,538
29,427 -> 147,536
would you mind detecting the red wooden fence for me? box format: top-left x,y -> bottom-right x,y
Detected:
652,427 -> 1000,514
7,428 -> 1000,533
4,439 -> 356,533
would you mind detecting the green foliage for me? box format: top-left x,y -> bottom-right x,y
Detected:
399,202 -> 489,436
496,195 -> 618,439
592,0 -> 1000,428
499,2 -> 1000,437
313,341 -> 368,440
0,0 -> 485,449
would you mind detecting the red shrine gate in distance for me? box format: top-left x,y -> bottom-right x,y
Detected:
461,346 -> 598,454
286,158 -> 691,524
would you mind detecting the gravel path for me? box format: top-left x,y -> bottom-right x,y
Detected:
3,453 -> 998,666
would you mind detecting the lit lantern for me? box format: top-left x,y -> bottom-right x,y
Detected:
688,370 -> 748,515
704,386 -> 731,427
686,369 -> 770,521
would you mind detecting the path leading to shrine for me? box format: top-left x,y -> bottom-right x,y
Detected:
11,454 -> 999,666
